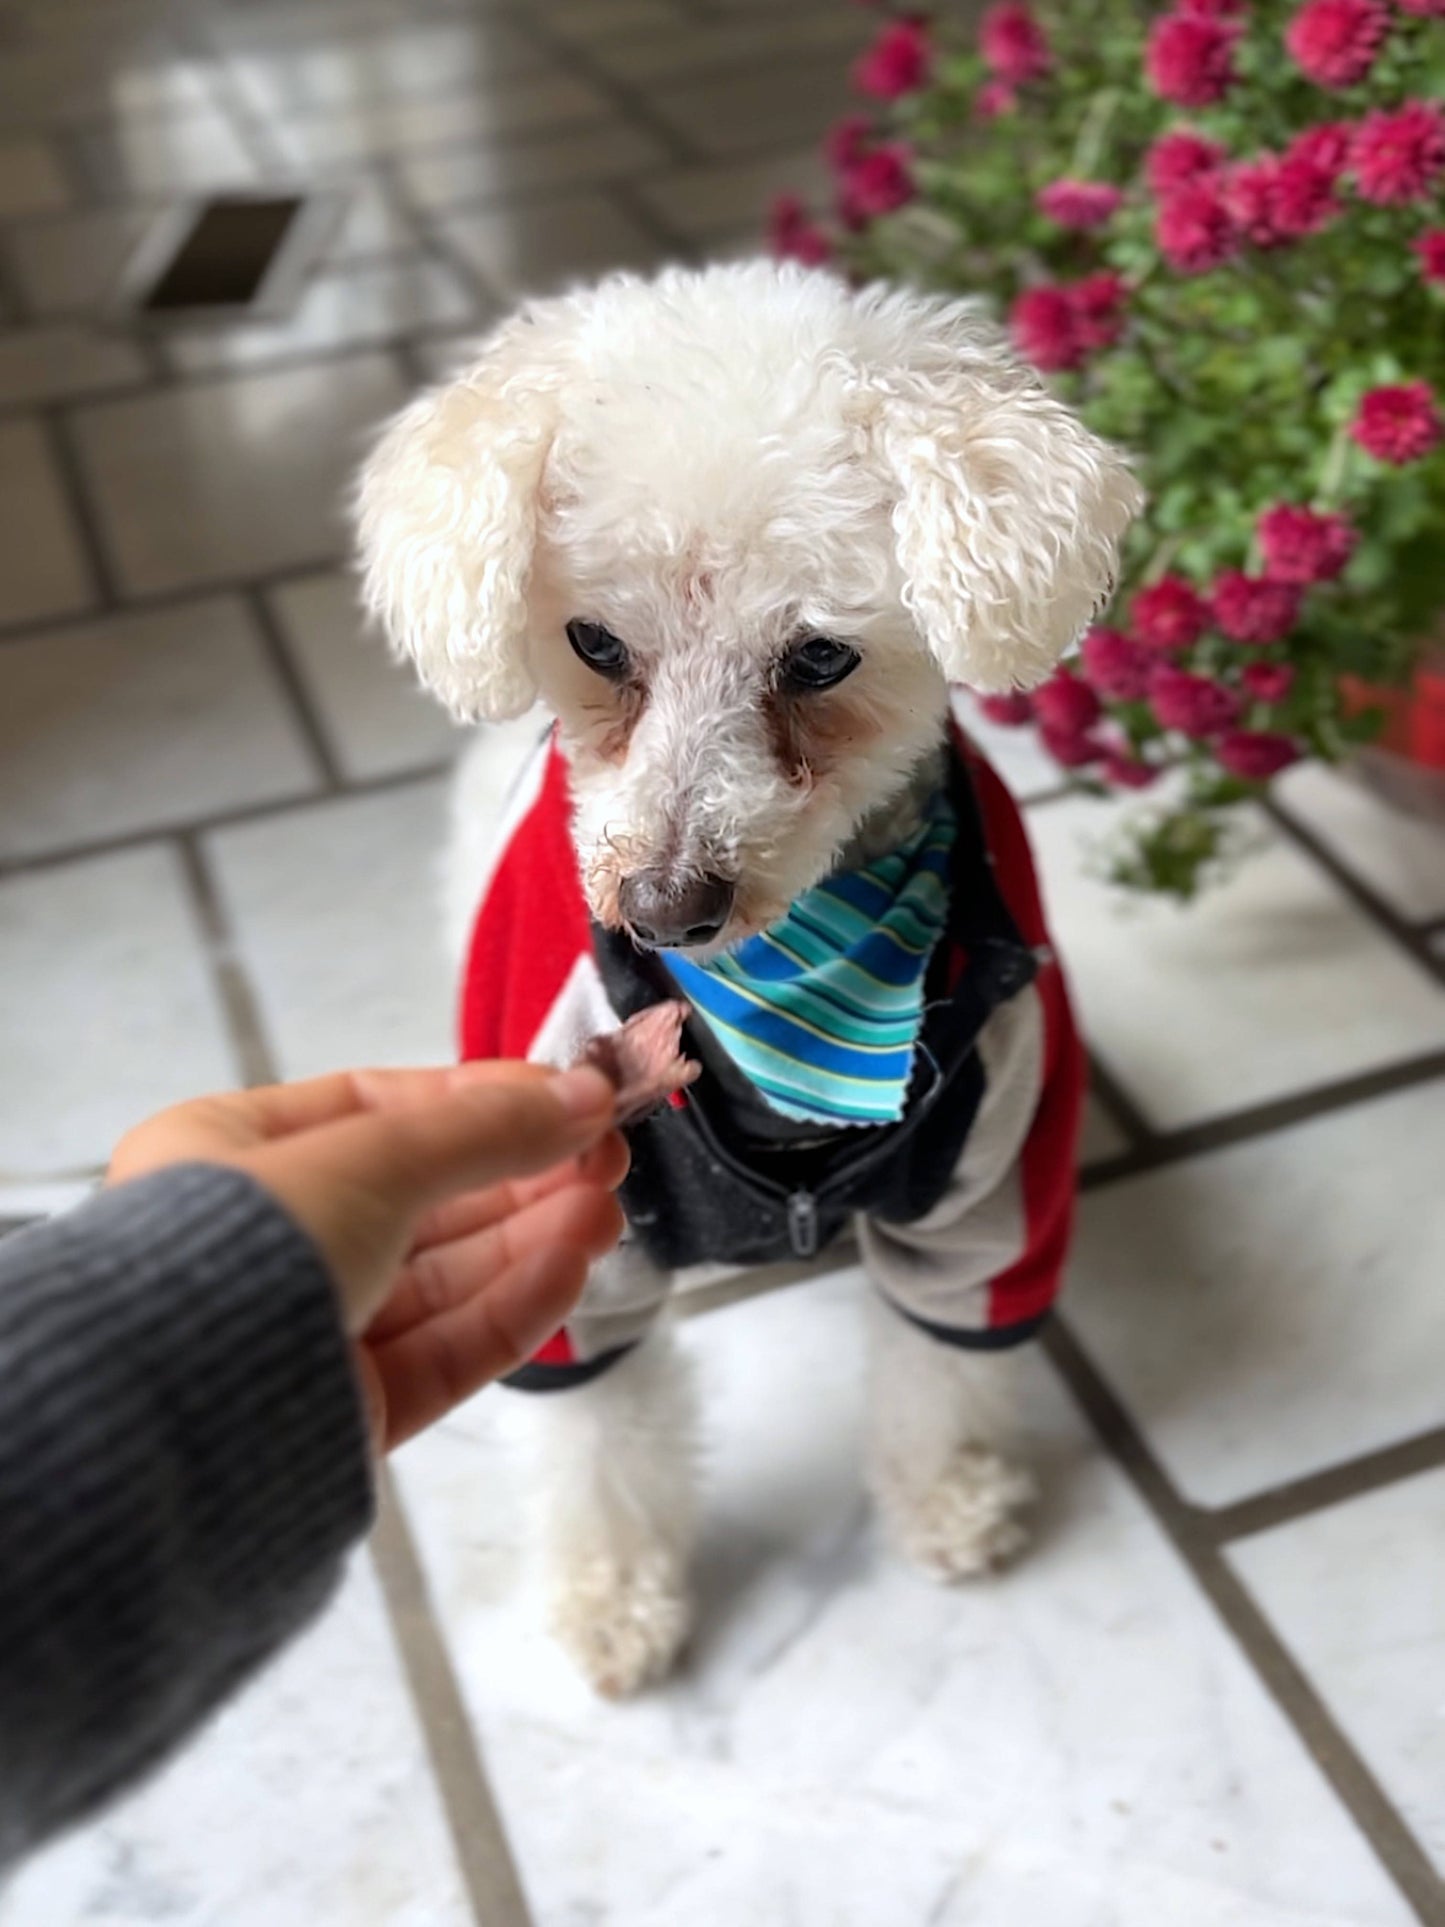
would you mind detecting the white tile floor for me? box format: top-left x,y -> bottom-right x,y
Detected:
1,1 -> 1443,1923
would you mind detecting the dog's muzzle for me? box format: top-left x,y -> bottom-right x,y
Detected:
618,869 -> 735,950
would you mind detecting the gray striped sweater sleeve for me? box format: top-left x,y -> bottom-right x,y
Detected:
0,1163 -> 375,1871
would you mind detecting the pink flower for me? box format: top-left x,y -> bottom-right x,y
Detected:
1102,750 -> 1162,789
1224,156 -> 1286,246
1081,627 -> 1155,700
769,195 -> 831,266
1010,286 -> 1081,370
1070,270 -> 1128,349
1351,380 -> 1443,463
1132,575 -> 1210,651
1181,0 -> 1248,12
1395,0 -> 1445,12
1040,722 -> 1104,768
1415,230 -> 1445,284
1156,178 -> 1238,273
1145,13 -> 1240,107
825,114 -> 873,174
1351,100 -> 1445,206
1289,121 -> 1352,176
1284,0 -> 1389,88
1241,661 -> 1297,703
1146,129 -> 1226,196
838,144 -> 916,226
1033,668 -> 1102,734
1036,178 -> 1124,229
1151,666 -> 1241,736
1215,729 -> 1301,779
1257,503 -> 1356,582
1272,147 -> 1343,235
975,79 -> 1018,119
976,691 -> 1034,726
1212,570 -> 1302,644
854,18 -> 932,99
980,2 -> 1051,82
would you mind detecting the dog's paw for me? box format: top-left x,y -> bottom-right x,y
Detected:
880,1446 -> 1037,1583
549,1555 -> 691,1699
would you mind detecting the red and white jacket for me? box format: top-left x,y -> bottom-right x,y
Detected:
459,702 -> 1083,1391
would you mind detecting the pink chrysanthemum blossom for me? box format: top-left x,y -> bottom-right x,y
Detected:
1351,100 -> 1445,206
1241,661 -> 1297,704
1224,157 -> 1286,246
1010,286 -> 1081,370
1272,147 -> 1343,235
854,18 -> 932,99
976,691 -> 1035,726
1036,178 -> 1124,229
1215,729 -> 1302,778
1069,271 -> 1128,350
1257,504 -> 1356,582
1212,570 -> 1302,644
1145,13 -> 1240,107
980,2 -> 1051,82
1288,121 -> 1353,177
1351,381 -> 1443,463
1040,722 -> 1104,768
1132,575 -> 1211,651
1156,178 -> 1238,272
1150,666 -> 1241,736
1081,627 -> 1155,700
825,114 -> 873,174
1415,230 -> 1445,284
975,79 -> 1018,119
838,143 -> 916,226
1146,129 -> 1226,196
1032,668 -> 1103,734
1102,750 -> 1162,789
769,195 -> 831,266
1284,0 -> 1389,88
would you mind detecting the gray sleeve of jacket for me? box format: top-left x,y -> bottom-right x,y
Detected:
0,1163 -> 375,1872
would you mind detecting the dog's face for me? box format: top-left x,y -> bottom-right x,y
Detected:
358,262 -> 1140,951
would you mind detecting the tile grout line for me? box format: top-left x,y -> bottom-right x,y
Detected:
173,830 -> 281,1089
1042,1315 -> 1445,1925
244,582 -> 347,793
1206,1428 -> 1445,1544
39,401 -> 120,609
370,1467 -> 536,1927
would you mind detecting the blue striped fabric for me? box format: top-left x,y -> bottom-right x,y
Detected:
666,792 -> 957,1126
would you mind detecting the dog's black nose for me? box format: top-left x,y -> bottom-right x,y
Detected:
619,870 -> 735,949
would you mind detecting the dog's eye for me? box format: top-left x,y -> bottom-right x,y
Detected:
781,635 -> 861,693
566,618 -> 630,679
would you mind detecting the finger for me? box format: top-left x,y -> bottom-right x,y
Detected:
367,1184 -> 624,1342
408,1131 -> 630,1255
370,1244 -> 594,1448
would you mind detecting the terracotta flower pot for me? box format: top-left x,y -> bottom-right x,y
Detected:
1341,648 -> 1445,823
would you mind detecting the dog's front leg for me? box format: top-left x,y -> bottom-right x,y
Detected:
530,1268 -> 699,1698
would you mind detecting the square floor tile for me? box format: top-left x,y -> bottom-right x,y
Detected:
0,418 -> 93,628
165,260 -> 480,375
72,353 -> 409,596
391,1269 -> 1411,1926
0,845 -> 237,1177
230,18 -> 543,115
0,45 -> 208,128
0,139 -> 71,218
1078,1093 -> 1128,1166
205,779 -> 455,1077
0,322 -> 146,406
6,206 -> 153,317
0,597 -> 319,861
646,61 -> 854,158
267,572 -> 463,781
589,8 -> 868,84
275,75 -> 611,169
323,173 -> 418,262
1230,1469 -> 1445,1879
1069,1080 -> 1445,1506
77,107 -> 261,196
1276,762 -> 1445,923
1028,796 -> 1445,1130
953,690 -> 1066,804
438,191 -> 666,298
397,121 -> 670,215
0,1555 -> 474,1927
636,146 -> 828,242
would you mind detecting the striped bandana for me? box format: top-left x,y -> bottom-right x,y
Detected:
665,792 -> 957,1128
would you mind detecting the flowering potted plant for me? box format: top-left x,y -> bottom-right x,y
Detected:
773,0 -> 1445,896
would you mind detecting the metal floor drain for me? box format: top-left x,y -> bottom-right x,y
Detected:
113,192 -> 343,328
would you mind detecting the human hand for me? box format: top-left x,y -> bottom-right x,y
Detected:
109,1062 -> 626,1449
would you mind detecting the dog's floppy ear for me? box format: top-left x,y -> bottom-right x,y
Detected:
868,311 -> 1142,693
356,309 -> 570,721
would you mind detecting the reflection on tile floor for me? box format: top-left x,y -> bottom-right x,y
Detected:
0,0 -> 1443,1921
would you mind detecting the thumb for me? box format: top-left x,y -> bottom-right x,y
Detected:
239,1065 -> 617,1328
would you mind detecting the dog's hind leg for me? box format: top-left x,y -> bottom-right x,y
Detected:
530,1304 -> 699,1698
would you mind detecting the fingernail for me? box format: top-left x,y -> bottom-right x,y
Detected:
549,1065 -> 616,1122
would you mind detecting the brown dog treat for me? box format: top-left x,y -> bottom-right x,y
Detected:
577,1000 -> 700,1125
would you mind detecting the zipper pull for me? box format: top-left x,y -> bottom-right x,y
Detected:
787,1189 -> 819,1259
